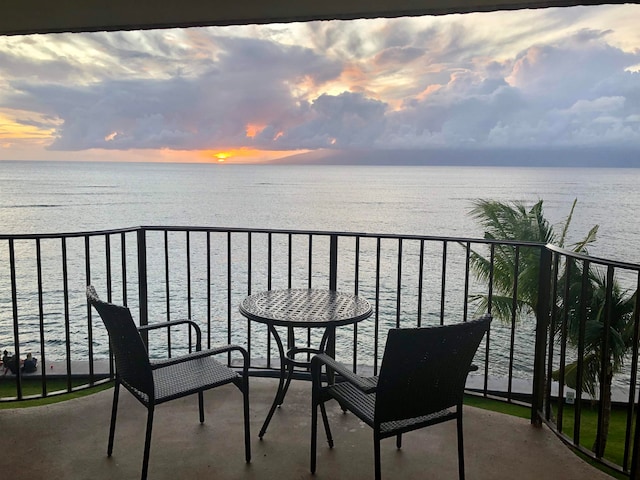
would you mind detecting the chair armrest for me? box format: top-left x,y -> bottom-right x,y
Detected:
138,319 -> 202,350
151,344 -> 249,370
311,353 -> 377,394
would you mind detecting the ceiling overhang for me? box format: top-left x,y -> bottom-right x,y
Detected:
1,0 -> 636,36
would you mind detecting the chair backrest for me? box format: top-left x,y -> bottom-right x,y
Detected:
87,286 -> 153,397
375,315 -> 492,424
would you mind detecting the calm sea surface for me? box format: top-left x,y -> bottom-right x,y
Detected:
1,161 -> 639,263
1,161 -> 639,388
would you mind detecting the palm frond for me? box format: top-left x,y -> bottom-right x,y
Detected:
557,198 -> 577,248
571,225 -> 599,253
552,353 -> 599,397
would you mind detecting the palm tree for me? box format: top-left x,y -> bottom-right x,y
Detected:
468,198 -> 597,320
468,198 -> 635,457
554,266 -> 635,456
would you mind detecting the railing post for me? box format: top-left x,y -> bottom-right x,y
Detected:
9,239 -> 23,399
137,228 -> 149,345
532,245 -> 552,426
329,234 -> 338,291
632,377 -> 640,479
630,271 -> 640,479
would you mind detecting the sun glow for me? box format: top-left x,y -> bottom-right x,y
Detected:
195,147 -> 310,164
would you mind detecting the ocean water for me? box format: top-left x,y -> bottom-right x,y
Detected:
1,160 -> 639,263
1,161 -> 639,387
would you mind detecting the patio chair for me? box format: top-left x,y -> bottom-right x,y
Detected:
310,315 -> 492,480
87,286 -> 251,480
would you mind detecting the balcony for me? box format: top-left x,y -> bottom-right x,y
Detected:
0,377 -> 611,479
1,226 -> 639,478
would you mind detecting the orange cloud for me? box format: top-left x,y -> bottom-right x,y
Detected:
416,84 -> 443,102
0,111 -> 55,140
245,123 -> 266,138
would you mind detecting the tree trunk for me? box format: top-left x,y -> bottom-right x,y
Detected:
592,366 -> 613,458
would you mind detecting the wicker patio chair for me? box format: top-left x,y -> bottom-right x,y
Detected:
87,286 -> 251,480
310,315 -> 492,480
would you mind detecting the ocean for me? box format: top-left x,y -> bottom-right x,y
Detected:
1,160 -> 639,264
1,161 -> 639,390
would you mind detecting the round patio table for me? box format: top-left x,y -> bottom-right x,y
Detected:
239,288 -> 372,438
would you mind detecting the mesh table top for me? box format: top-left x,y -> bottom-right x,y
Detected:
239,288 -> 372,327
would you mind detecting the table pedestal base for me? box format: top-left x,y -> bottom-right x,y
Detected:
258,325 -> 335,439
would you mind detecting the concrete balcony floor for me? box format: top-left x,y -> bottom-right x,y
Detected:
1,377 -> 611,480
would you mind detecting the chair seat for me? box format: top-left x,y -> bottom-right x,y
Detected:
87,285 -> 251,480
312,316 -> 492,480
152,355 -> 240,403
327,381 -> 455,435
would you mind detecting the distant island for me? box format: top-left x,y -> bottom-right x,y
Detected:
268,147 -> 640,167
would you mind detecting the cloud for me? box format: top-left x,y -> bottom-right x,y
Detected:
273,92 -> 388,149
507,29 -> 635,105
2,34 -> 343,151
0,7 -> 639,156
379,28 -> 640,149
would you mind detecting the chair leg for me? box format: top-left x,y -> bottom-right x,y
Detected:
198,391 -> 205,423
374,430 -> 382,480
107,381 -> 120,456
457,408 -> 465,480
242,378 -> 251,463
319,402 -> 334,448
141,407 -> 154,480
396,433 -> 402,449
311,396 -> 319,473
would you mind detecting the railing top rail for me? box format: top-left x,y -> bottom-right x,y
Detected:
6,225 -> 637,272
138,225 -> 546,247
0,226 -> 138,240
546,243 -> 640,271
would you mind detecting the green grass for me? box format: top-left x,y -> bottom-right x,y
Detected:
551,401 -> 630,479
464,394 -> 531,419
0,377 -> 112,408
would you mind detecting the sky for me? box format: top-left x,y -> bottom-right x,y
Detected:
0,5 -> 639,164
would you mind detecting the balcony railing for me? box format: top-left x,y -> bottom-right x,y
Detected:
1,226 -> 638,477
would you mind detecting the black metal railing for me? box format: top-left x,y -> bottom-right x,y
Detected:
1,226 -> 638,477
538,245 -> 640,477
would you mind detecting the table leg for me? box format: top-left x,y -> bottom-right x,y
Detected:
278,326 -> 296,406
259,324 -> 287,439
279,362 -> 295,406
320,326 -> 337,384
320,326 -> 348,412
